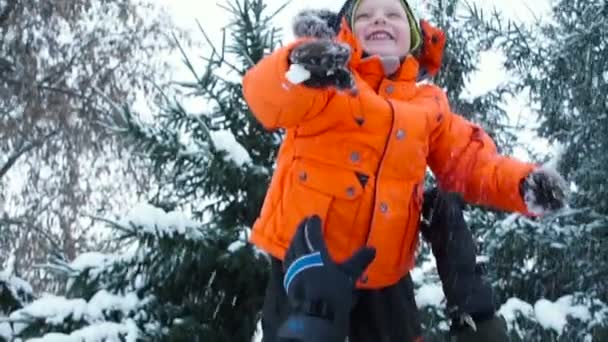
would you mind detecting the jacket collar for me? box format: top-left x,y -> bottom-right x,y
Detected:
336,18 -> 419,89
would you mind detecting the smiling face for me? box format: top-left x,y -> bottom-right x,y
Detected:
353,0 -> 411,58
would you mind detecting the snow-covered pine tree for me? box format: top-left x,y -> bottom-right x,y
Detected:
1,0 -> 284,340
104,0 -> 287,336
0,0 -> 176,292
464,0 -> 608,340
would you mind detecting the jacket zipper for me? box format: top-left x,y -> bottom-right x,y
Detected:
365,99 -> 395,245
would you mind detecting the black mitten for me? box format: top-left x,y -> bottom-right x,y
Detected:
277,215 -> 376,342
288,40 -> 356,92
520,166 -> 568,215
421,189 -> 496,328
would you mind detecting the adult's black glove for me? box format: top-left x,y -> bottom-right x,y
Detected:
277,215 -> 376,342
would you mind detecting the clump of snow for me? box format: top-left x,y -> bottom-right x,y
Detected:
209,130 -> 252,167
476,255 -> 490,264
227,227 -> 250,253
87,290 -> 140,319
227,240 -> 247,253
411,253 -> 444,310
10,291 -> 141,326
285,64 -> 311,84
499,295 -> 605,337
10,296 -> 88,325
534,296 -> 591,334
499,297 -> 535,323
0,260 -> 34,306
27,320 -> 139,342
499,213 -> 520,228
0,272 -> 33,298
70,252 -> 118,273
251,319 -> 262,342
0,322 -> 12,341
523,256 -> 537,272
415,283 -> 445,308
410,254 -> 436,284
122,203 -> 204,240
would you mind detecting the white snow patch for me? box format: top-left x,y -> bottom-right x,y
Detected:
0,322 -> 12,341
10,291 -> 141,326
87,290 -> 140,319
499,213 -> 520,228
523,256 -> 537,272
285,64 -> 311,84
437,320 -> 450,331
410,254 -> 436,284
209,130 -> 252,167
251,319 -> 262,342
500,295 -> 599,335
27,320 -> 139,342
0,264 -> 33,304
10,295 -> 88,325
227,228 -> 250,253
227,240 -> 247,253
476,255 -> 490,264
415,283 -> 445,308
534,296 -> 591,334
122,203 -> 204,239
70,252 -> 117,272
499,297 -> 535,324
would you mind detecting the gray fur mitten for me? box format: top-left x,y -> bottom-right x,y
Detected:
521,166 -> 568,215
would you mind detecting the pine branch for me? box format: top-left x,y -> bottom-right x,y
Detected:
0,130 -> 58,180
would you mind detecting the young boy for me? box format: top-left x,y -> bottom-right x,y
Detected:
243,0 -> 567,340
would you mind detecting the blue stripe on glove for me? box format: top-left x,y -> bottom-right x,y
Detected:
283,251 -> 324,293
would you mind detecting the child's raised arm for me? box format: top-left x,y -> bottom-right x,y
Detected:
242,39 -> 354,130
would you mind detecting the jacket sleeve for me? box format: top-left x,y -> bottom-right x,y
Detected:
425,88 -> 537,214
242,39 -> 334,129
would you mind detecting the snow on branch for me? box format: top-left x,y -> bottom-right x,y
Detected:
0,254 -> 34,308
110,203 -> 207,241
9,291 -> 132,324
26,320 -> 139,342
209,129 -> 252,167
8,290 -> 143,333
499,294 -> 608,337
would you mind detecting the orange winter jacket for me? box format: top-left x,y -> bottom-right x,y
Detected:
242,22 -> 536,289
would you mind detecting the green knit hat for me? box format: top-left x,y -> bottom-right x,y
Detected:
344,0 -> 422,52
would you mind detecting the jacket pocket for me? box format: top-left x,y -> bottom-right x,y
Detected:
276,158 -> 365,255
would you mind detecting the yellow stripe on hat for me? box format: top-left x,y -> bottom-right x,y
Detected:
403,1 -> 422,51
